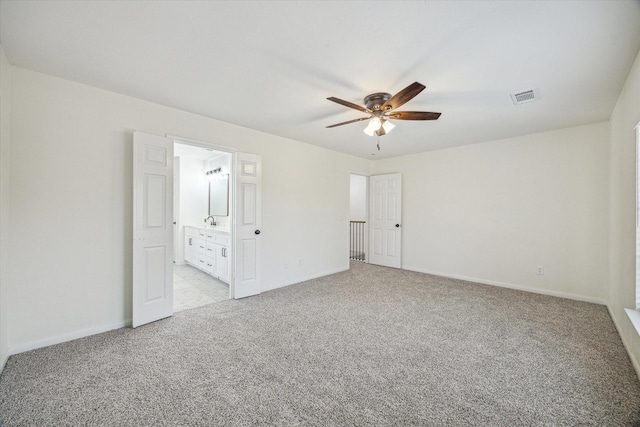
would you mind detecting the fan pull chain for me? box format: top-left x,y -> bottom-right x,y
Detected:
377,135 -> 381,151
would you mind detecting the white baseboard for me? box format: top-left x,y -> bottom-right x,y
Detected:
615,308 -> 640,381
0,352 -> 7,374
9,320 -> 128,357
262,266 -> 350,292
402,265 -> 606,305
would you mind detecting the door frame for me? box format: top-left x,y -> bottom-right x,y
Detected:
349,172 -> 370,263
368,173 -> 402,269
173,158 -> 181,263
168,135 -> 238,298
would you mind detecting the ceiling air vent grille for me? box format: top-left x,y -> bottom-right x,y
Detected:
511,89 -> 539,105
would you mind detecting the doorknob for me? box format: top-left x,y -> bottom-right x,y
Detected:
395,224 -> 400,228
255,230 -> 261,235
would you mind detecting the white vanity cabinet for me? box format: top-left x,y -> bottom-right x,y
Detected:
184,226 -> 231,284
212,231 -> 231,283
184,227 -> 203,267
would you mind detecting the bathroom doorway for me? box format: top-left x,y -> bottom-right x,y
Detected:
173,141 -> 232,312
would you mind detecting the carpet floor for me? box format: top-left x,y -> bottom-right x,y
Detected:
1,261 -> 639,426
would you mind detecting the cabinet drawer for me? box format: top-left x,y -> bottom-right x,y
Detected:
205,256 -> 215,274
205,241 -> 216,256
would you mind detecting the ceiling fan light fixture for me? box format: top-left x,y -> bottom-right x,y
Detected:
363,117 -> 382,136
364,117 -> 394,137
382,119 -> 395,134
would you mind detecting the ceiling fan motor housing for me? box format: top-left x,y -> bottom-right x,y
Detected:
364,93 -> 392,111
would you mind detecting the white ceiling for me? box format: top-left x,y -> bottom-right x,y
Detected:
1,1 -> 639,159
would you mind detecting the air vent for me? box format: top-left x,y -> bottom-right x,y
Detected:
511,89 -> 539,105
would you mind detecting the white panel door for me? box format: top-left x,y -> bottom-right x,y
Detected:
369,173 -> 402,268
132,131 -> 174,327
234,153 -> 262,299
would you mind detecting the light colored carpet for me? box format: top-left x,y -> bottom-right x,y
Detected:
1,261 -> 639,425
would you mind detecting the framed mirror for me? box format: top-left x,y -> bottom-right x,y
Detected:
209,173 -> 229,216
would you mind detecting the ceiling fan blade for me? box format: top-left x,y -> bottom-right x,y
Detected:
380,82 -> 426,112
327,97 -> 370,113
387,111 -> 441,120
326,116 -> 371,128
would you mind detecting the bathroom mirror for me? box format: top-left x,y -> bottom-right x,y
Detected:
209,174 -> 229,216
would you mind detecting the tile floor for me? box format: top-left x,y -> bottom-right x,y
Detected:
174,264 -> 229,312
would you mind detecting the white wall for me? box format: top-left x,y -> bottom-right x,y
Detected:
179,156 -> 208,227
349,174 -> 367,221
3,57 -> 631,370
372,122 -> 610,303
7,66 -> 370,354
609,48 -> 640,374
0,45 -> 11,370
174,156 -> 208,264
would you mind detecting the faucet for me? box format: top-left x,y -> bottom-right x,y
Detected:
205,216 -> 217,227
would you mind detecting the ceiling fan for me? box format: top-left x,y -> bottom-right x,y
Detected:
326,82 -> 441,137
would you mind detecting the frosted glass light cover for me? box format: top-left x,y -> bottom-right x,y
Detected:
364,118 -> 382,136
382,120 -> 395,133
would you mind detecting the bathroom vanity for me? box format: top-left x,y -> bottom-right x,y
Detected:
184,226 -> 231,283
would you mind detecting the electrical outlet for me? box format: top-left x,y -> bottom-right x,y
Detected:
536,266 -> 544,275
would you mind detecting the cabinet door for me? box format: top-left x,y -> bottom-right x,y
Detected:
184,236 -> 198,265
216,245 -> 231,283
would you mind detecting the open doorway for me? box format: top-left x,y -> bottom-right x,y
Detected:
133,131 -> 263,327
173,141 -> 232,312
349,174 -> 368,262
